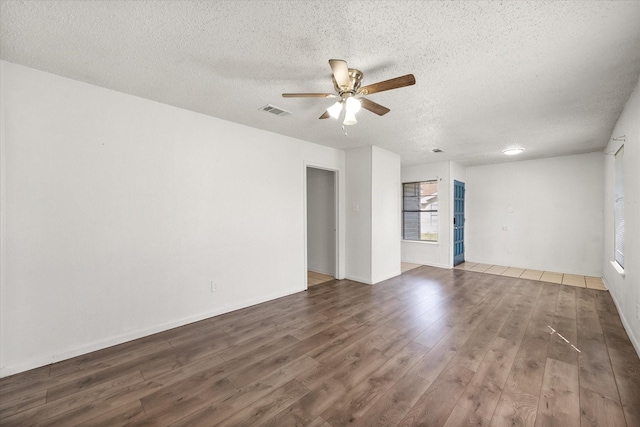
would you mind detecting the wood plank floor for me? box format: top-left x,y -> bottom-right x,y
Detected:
308,271 -> 335,287
1,266 -> 639,426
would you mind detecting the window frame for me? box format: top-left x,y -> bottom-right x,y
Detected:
402,180 -> 439,242
614,145 -> 624,269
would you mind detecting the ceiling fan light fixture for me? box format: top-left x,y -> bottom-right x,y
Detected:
345,96 -> 361,114
327,101 -> 343,119
502,147 -> 524,155
343,110 -> 357,126
282,59 -> 416,127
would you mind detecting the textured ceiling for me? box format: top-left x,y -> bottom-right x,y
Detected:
2,1 -> 640,166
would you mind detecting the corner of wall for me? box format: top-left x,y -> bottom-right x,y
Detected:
601,73 -> 640,359
604,274 -> 640,357
0,61 -> 6,371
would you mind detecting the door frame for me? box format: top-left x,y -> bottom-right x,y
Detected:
303,163 -> 341,289
453,180 -> 465,266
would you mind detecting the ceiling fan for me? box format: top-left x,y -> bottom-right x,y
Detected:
282,59 -> 416,126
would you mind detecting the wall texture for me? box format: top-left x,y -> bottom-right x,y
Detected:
602,77 -> 640,354
371,146 -> 401,283
345,146 -> 401,284
0,61 -> 346,376
465,152 -> 604,276
345,147 -> 372,283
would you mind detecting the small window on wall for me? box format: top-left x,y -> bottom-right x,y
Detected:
403,181 -> 438,242
614,145 -> 624,268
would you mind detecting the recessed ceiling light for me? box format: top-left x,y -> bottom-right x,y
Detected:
502,147 -> 524,155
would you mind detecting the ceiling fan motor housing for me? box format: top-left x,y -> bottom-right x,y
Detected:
333,68 -> 363,95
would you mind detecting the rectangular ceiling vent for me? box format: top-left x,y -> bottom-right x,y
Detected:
259,104 -> 291,116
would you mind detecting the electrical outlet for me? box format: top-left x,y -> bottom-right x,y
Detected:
211,281 -> 219,292
636,303 -> 640,321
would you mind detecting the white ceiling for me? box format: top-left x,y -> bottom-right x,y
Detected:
2,1 -> 639,166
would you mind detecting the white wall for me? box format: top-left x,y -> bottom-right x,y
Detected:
345,146 -> 401,284
371,146 -> 401,283
602,77 -> 640,354
0,61 -> 346,377
345,147 -> 372,283
306,167 -> 335,276
401,161 -> 451,268
465,152 -> 604,276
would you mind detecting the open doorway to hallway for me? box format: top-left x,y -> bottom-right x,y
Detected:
307,271 -> 334,286
306,167 -> 337,287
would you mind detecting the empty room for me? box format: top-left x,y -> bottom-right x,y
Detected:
1,1 -> 639,426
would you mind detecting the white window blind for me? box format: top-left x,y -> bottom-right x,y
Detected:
614,145 -> 624,268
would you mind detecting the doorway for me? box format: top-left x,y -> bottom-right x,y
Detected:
453,180 -> 465,266
306,167 -> 337,287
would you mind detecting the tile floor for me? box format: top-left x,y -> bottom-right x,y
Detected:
453,261 -> 607,290
313,263 -> 606,291
307,271 -> 334,287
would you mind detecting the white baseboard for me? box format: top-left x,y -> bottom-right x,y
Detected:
603,277 -> 640,358
402,259 -> 451,269
345,270 -> 402,285
0,286 -> 304,378
344,274 -> 374,285
372,270 -> 402,284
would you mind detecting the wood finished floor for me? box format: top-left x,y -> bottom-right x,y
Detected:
308,271 -> 334,287
1,266 -> 639,426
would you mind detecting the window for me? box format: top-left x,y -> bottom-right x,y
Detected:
614,145 -> 624,268
403,181 -> 438,242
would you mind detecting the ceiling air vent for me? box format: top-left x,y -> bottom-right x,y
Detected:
260,104 -> 291,116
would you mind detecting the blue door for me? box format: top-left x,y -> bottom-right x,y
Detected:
453,180 -> 465,266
